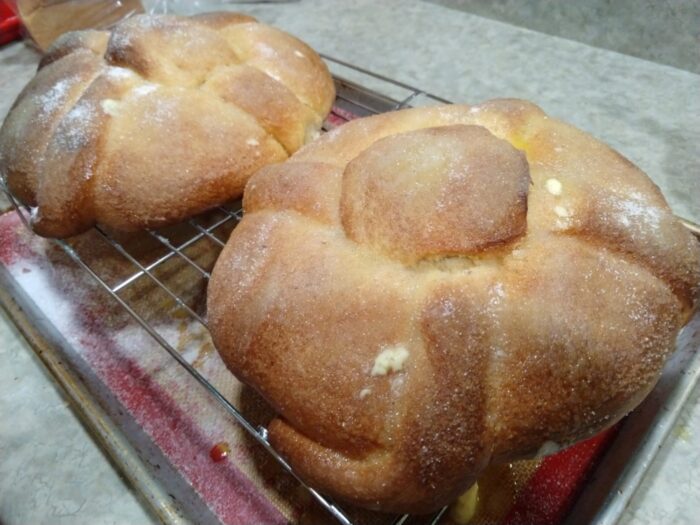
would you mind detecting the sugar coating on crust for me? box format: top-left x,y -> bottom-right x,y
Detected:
0,13 -> 335,237
208,100 -> 700,513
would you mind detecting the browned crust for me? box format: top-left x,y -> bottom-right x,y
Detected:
208,101 -> 700,513
38,29 -> 110,69
0,12 -> 335,238
340,125 -> 530,262
1,49 -> 104,205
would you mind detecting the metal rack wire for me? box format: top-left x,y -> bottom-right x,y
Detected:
0,57 -> 453,525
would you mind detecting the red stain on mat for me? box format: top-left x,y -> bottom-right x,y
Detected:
210,442 -> 231,463
0,213 -> 37,265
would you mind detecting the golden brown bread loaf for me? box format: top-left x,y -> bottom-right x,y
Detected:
208,100 -> 700,513
0,12 -> 334,237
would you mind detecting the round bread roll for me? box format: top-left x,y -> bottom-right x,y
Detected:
208,99 -> 700,513
0,13 -> 334,238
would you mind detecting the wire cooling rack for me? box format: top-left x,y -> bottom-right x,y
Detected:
0,56 -> 454,525
3,55 -> 699,525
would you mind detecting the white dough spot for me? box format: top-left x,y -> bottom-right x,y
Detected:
100,99 -> 121,116
371,345 -> 409,376
545,178 -> 562,195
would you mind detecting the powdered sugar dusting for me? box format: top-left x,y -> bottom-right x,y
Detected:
256,42 -> 278,59
108,15 -> 171,51
1,229 -> 78,340
36,78 -> 75,122
109,29 -> 131,50
104,66 -> 136,81
609,191 -> 662,230
13,260 -> 77,335
132,83 -> 158,97
149,95 -> 180,125
55,101 -> 96,152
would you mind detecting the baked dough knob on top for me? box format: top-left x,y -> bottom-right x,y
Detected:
0,13 -> 335,238
208,100 -> 700,514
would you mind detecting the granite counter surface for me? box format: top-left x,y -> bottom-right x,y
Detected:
1,1 -> 699,523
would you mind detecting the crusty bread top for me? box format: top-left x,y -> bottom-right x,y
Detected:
0,13 -> 335,237
208,100 -> 700,513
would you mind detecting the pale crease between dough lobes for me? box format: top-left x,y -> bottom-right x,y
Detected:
208,101 -> 700,514
0,12 -> 334,238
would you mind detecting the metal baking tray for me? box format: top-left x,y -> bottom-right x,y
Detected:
1,55 -> 699,525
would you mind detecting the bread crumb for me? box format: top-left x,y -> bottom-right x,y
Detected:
371,345 -> 409,376
359,387 -> 371,399
545,178 -> 562,195
246,138 -> 260,146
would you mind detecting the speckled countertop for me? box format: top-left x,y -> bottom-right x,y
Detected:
1,1 -> 699,524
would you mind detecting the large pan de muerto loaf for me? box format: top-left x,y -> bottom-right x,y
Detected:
208,100 -> 700,513
0,12 -> 334,238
